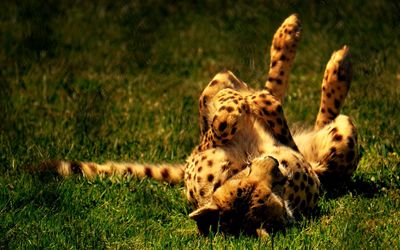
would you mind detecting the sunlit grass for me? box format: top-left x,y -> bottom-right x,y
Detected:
1,1 -> 399,249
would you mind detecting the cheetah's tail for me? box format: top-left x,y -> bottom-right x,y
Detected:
37,160 -> 186,185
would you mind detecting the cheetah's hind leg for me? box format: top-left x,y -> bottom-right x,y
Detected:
198,88 -> 250,150
315,46 -> 352,129
265,14 -> 302,102
198,70 -> 250,137
294,46 -> 358,184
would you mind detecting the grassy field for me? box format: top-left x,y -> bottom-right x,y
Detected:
1,0 -> 399,249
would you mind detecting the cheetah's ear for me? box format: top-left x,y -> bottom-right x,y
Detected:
189,203 -> 220,235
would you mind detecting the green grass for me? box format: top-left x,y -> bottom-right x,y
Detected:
1,0 -> 399,249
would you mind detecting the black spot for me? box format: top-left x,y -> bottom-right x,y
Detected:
237,188 -> 243,197
200,189 -> 205,197
161,168 -> 170,179
207,160 -> 213,167
265,100 -> 272,106
218,121 -> 227,132
189,190 -> 194,199
276,105 -> 283,114
327,108 -> 336,116
276,79 -> 282,85
330,127 -> 338,135
330,147 -> 337,153
230,126 -> 237,135
293,184 -> 299,192
280,54 -> 286,61
333,134 -> 343,141
267,120 -> 275,128
307,192 -> 312,203
127,167 -> 133,174
207,174 -> 214,182
262,107 -> 270,116
202,116 -> 208,133
289,193 -> 294,201
213,181 -> 221,191
268,77 -> 275,82
258,199 -> 265,204
280,71 -> 284,76
346,151 -> 355,162
327,161 -> 337,170
202,96 -> 208,107
226,106 -> 234,112
348,138 -> 355,149
281,128 -> 288,135
300,182 -> 305,190
308,177 -> 314,186
294,172 -> 300,180
271,61 -> 277,67
70,161 -> 82,174
334,99 -> 340,109
198,166 -> 203,172
221,139 -> 230,144
299,200 -> 306,210
313,193 -> 319,204
327,93 -> 331,98
281,160 -> 288,168
293,196 -> 300,206
144,167 -> 153,178
277,134 -> 289,145
222,162 -> 231,171
197,176 -> 202,182
276,117 -> 283,125
210,80 -> 218,86
302,173 -> 308,182
338,70 -> 347,81
259,93 -> 266,99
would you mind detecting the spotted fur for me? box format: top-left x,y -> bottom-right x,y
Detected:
42,14 -> 359,237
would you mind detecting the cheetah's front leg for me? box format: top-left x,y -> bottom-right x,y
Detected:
265,14 -> 301,101
246,91 -> 298,151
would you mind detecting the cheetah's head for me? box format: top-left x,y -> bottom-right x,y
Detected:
189,156 -> 293,237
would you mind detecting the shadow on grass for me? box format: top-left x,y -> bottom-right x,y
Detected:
320,174 -> 384,200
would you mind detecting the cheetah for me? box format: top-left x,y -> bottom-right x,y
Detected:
41,14 -> 359,236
